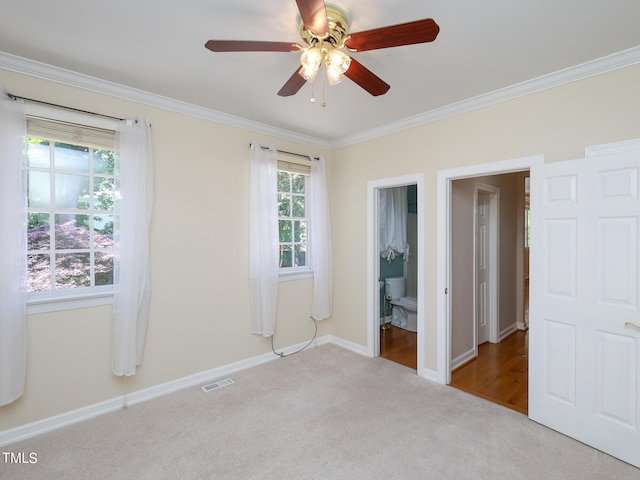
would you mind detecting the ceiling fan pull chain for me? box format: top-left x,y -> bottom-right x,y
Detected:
310,80 -> 316,103
321,64 -> 327,107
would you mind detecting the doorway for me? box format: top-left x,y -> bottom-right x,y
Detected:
446,171 -> 529,413
435,155 -> 544,386
367,174 -> 424,374
378,184 -> 418,369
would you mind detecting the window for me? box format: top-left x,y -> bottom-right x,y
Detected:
277,166 -> 309,271
25,117 -> 116,297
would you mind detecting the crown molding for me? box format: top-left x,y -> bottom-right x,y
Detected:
585,138 -> 640,157
331,45 -> 640,149
2,46 -> 640,151
0,51 -> 331,150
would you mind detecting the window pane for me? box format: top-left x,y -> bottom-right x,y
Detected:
94,215 -> 114,248
95,252 -> 114,286
55,173 -> 90,209
292,174 -> 305,193
278,194 -> 290,217
94,176 -> 114,211
292,195 -> 305,217
28,171 -> 51,208
26,141 -> 50,168
54,142 -> 89,172
27,254 -> 51,292
294,220 -> 306,242
279,220 -> 292,242
25,129 -> 115,293
93,149 -> 115,175
277,171 -> 290,192
279,245 -> 292,268
55,214 -> 90,249
28,213 -> 50,251
294,244 -> 306,267
55,253 -> 90,289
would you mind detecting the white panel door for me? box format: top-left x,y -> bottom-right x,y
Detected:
476,191 -> 490,345
529,149 -> 640,467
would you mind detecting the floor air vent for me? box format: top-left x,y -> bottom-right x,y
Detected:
200,378 -> 234,393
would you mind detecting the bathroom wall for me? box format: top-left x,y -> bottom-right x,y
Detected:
380,256 -> 404,318
406,209 -> 418,297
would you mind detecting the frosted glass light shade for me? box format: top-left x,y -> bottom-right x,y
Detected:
325,49 -> 351,74
326,67 -> 345,85
300,47 -> 322,82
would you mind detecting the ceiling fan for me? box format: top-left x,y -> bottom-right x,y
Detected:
204,0 -> 440,100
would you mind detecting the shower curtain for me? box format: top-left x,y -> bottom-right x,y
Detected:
379,186 -> 410,262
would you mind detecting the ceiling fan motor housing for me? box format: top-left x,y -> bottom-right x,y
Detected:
300,5 -> 350,47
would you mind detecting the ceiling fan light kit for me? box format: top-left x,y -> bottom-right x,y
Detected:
300,46 -> 351,85
204,0 -> 440,105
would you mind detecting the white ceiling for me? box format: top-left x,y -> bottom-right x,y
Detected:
2,1 -> 640,144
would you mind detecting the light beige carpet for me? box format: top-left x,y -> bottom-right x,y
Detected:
2,344 -> 638,479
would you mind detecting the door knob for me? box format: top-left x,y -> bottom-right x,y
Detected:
624,322 -> 640,329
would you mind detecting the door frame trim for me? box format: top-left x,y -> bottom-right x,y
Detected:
436,155 -> 545,384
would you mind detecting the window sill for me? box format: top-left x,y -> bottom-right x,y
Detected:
27,289 -> 113,315
278,270 -> 314,282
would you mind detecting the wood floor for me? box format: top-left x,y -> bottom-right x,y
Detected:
380,326 -> 528,415
450,330 -> 528,414
380,325 -> 417,370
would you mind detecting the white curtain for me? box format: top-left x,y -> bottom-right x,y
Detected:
112,119 -> 154,376
0,93 -> 27,406
249,144 -> 279,336
309,156 -> 332,320
380,186 -> 410,262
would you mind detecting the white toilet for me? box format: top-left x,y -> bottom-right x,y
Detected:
384,276 -> 418,332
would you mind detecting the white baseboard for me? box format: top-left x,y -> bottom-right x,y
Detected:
451,348 -> 476,371
418,367 -> 439,383
318,335 -> 369,356
499,323 -> 519,340
0,334 -> 366,447
0,396 -> 124,448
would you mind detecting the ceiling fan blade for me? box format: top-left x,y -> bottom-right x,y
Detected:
295,0 -> 329,36
205,40 -> 299,53
344,58 -> 390,96
345,18 -> 440,52
278,66 -> 307,97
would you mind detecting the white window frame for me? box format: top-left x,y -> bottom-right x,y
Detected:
277,159 -> 313,281
24,104 -> 118,314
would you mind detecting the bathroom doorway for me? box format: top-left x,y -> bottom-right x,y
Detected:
379,184 -> 418,369
367,174 -> 424,373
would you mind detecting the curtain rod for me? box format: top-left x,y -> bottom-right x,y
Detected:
7,93 -> 124,122
250,143 -> 319,161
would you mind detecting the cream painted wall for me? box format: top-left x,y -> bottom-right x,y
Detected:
2,63 -> 640,435
329,65 -> 640,373
0,69 -> 331,432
